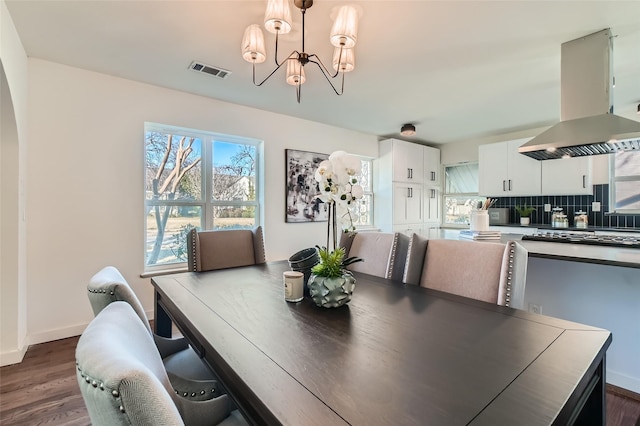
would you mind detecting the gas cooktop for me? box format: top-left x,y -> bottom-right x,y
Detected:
522,232 -> 640,249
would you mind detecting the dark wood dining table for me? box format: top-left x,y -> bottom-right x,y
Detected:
151,261 -> 611,426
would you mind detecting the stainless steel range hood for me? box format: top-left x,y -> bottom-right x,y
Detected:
519,29 -> 640,160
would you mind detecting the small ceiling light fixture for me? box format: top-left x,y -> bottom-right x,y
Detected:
400,123 -> 416,136
241,0 -> 360,103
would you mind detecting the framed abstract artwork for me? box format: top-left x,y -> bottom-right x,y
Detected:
285,149 -> 329,223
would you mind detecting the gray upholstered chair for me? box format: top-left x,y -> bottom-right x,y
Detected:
187,226 -> 266,272
76,301 -> 247,426
402,236 -> 527,309
339,231 -> 410,281
87,266 -> 219,401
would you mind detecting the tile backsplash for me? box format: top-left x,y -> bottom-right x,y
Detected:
491,184 -> 639,229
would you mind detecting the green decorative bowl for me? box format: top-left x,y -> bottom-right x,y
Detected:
308,271 -> 356,308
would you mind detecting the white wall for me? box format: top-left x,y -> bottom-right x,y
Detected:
24,58 -> 378,346
0,0 -> 29,365
524,258 -> 640,393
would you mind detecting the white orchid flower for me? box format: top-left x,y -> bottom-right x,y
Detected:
315,151 -> 364,234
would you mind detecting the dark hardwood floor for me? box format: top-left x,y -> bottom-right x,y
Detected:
2,336 -> 640,425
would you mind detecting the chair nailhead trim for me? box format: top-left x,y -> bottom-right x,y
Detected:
87,288 -> 115,296
172,387 -> 215,398
504,242 -> 516,307
76,363 -> 125,416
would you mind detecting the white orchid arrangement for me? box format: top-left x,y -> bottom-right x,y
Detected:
314,151 -> 364,250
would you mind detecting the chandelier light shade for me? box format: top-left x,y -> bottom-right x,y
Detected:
241,0 -> 361,103
332,47 -> 355,73
329,5 -> 359,48
286,57 -> 306,85
241,24 -> 267,64
264,0 -> 292,34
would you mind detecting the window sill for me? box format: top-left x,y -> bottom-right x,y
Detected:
140,267 -> 188,278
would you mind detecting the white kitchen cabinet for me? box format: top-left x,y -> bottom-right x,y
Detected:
393,223 -> 423,237
379,139 -> 424,183
479,138 -> 541,196
375,139 -> 441,234
393,182 -> 423,224
541,156 -> 592,195
424,186 -> 440,224
423,145 -> 441,186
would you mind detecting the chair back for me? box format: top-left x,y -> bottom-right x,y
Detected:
187,226 -> 266,272
87,266 -> 151,334
76,302 -> 185,425
403,236 -> 527,308
340,232 -> 409,281
77,302 -> 234,426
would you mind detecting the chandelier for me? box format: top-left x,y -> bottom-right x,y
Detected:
241,0 -> 360,103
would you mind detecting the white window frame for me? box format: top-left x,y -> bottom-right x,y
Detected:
443,162 -> 483,228
609,152 -> 640,214
144,122 -> 263,272
354,156 -> 375,229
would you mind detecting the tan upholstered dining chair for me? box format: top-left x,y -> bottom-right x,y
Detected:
402,236 -> 527,309
339,231 -> 410,281
87,266 -> 220,401
76,301 -> 246,426
187,226 -> 266,272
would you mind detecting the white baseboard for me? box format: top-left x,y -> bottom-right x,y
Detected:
608,369 -> 640,394
0,344 -> 28,367
26,322 -> 88,347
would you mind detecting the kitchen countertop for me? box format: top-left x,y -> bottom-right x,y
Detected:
438,229 -> 640,269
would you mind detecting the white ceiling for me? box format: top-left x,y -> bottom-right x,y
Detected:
6,0 -> 640,145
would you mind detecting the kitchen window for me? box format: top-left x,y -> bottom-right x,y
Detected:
144,123 -> 262,271
443,163 -> 484,227
353,157 -> 374,228
610,151 -> 640,214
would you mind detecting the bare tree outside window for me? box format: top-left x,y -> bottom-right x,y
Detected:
145,132 -> 202,265
144,124 -> 261,270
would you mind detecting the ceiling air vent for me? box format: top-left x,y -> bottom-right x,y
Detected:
189,61 -> 231,79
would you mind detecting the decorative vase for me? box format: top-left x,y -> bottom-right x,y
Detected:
520,217 -> 530,226
307,271 -> 356,308
470,210 -> 489,231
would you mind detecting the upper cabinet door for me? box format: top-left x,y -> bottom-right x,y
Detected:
507,139 -> 541,195
479,138 -> 541,196
541,156 -> 593,195
423,145 -> 441,186
392,140 -> 424,183
479,141 -> 509,196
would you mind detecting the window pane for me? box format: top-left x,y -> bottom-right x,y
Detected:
213,206 -> 257,230
352,194 -> 372,227
614,181 -> 640,210
146,205 -> 201,266
614,151 -> 640,178
212,142 -> 257,201
444,196 -> 484,225
445,164 -> 478,193
145,131 -> 202,201
358,159 -> 371,193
